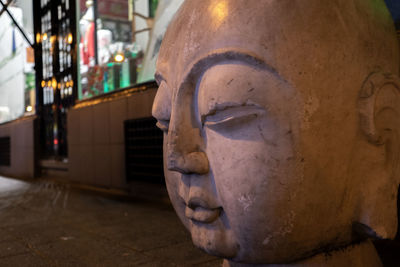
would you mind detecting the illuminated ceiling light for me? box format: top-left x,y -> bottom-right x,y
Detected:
67,33 -> 73,44
52,77 -> 57,89
114,53 -> 125,63
42,33 -> 48,41
47,80 -> 51,87
69,80 -> 74,87
41,80 -> 46,88
36,33 -> 41,44
26,106 -> 33,112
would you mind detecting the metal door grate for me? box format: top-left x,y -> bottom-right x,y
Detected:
0,137 -> 10,166
125,117 -> 164,184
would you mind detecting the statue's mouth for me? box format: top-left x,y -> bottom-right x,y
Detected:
184,197 -> 222,223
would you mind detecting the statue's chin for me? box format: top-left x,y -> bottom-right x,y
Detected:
189,219 -> 239,259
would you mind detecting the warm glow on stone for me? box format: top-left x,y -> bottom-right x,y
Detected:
209,1 -> 228,27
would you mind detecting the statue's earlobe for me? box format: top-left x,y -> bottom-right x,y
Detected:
357,71 -> 400,239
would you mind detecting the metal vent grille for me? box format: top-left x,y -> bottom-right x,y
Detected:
0,137 -> 11,166
125,117 -> 164,184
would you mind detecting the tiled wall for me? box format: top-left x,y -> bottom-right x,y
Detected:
0,116 -> 36,179
67,88 -> 158,189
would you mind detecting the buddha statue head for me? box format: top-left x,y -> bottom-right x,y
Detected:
152,0 -> 400,265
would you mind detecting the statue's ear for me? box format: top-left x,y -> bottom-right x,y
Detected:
356,71 -> 400,239
359,72 -> 400,147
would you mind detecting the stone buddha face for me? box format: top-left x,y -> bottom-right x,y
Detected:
152,0 -> 400,264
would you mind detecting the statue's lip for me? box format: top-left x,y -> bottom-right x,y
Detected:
185,205 -> 222,223
184,197 -> 222,223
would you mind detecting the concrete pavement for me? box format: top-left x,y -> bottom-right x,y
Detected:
0,176 -> 222,266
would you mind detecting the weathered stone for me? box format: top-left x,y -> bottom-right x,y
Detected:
152,0 -> 400,266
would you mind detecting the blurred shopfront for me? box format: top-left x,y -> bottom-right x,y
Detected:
0,0 -> 184,189
0,0 -> 37,178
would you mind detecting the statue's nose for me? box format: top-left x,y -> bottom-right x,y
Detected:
166,128 -> 209,175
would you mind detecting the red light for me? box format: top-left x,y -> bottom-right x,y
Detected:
54,139 -> 58,145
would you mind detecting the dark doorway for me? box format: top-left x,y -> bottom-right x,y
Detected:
124,117 -> 164,184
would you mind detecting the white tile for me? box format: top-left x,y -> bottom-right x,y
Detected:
93,102 -> 110,145
24,120 -> 34,149
79,145 -> 94,185
68,145 -> 81,182
67,109 -> 80,145
110,144 -> 126,189
0,125 -> 10,137
11,123 -> 23,148
24,147 -> 35,178
93,145 -> 111,187
110,97 -> 128,145
79,106 -> 94,145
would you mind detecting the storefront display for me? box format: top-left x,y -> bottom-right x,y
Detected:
32,0 -> 77,157
78,0 -> 183,99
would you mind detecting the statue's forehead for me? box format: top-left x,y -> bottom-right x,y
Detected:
156,0 -> 282,84
156,0 -> 391,90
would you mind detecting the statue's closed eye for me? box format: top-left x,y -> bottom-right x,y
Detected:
203,104 -> 265,129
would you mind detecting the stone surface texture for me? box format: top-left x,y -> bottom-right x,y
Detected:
152,0 -> 400,266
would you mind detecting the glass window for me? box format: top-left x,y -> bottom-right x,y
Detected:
385,0 -> 400,29
0,1 -> 36,124
77,0 -> 184,100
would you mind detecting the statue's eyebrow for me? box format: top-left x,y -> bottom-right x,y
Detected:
183,48 -> 286,85
154,49 -> 286,94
